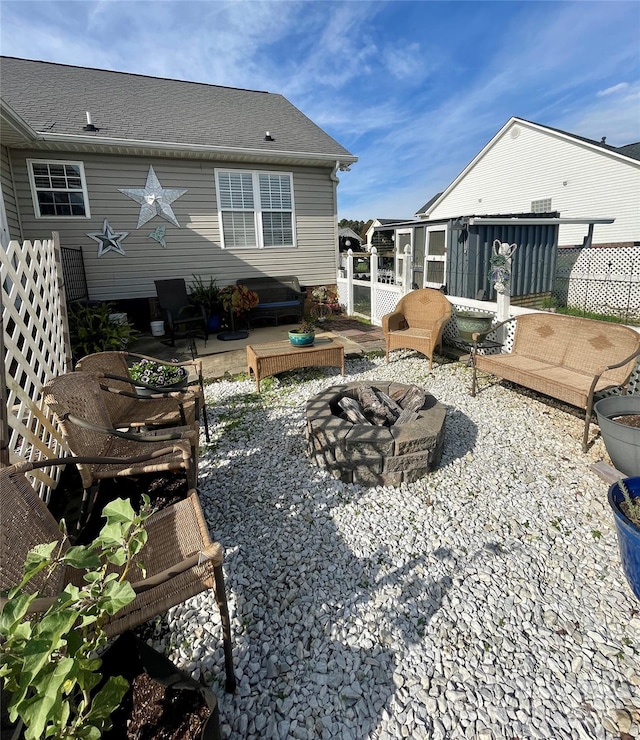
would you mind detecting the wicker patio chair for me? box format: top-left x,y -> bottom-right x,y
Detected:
0,457 -> 236,692
42,372 -> 199,523
76,351 -> 210,442
382,288 -> 452,368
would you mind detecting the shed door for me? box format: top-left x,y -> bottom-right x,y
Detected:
424,227 -> 447,289
395,230 -> 412,287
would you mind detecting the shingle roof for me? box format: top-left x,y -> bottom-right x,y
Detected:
0,56 -> 355,162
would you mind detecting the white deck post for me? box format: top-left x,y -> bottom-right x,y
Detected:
346,248 -> 354,316
403,244 -> 412,295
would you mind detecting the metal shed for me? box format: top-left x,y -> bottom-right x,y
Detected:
375,213 -> 613,301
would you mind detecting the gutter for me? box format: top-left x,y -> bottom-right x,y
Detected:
33,131 -> 359,165
467,217 -> 615,226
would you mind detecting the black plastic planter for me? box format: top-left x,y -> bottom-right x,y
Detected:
101,631 -> 220,740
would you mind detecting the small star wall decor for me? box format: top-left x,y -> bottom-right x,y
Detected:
118,166 -> 187,228
88,219 -> 129,257
149,225 -> 167,248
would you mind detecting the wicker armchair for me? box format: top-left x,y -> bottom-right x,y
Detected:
76,351 -> 210,442
382,289 -> 452,368
0,458 -> 236,692
42,372 -> 198,522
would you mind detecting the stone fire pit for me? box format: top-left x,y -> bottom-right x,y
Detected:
305,382 -> 446,486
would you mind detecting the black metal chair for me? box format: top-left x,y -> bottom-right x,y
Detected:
154,279 -> 208,355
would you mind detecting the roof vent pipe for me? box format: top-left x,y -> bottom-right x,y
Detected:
83,111 -> 99,132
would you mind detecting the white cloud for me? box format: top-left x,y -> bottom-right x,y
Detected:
597,82 -> 630,97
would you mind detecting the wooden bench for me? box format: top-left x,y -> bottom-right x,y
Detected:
471,312 -> 640,451
238,276 -> 305,327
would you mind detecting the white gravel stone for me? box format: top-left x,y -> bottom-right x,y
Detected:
146,356 -> 640,739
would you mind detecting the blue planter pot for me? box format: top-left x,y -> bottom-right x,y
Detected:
608,478 -> 640,601
289,331 -> 315,347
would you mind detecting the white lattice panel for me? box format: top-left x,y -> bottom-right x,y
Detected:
371,286 -> 402,325
555,246 -> 640,319
2,236 -> 70,499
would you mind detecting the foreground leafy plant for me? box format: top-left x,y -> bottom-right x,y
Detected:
0,497 -> 150,740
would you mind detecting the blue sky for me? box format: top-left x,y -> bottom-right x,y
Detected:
1,0 -> 639,221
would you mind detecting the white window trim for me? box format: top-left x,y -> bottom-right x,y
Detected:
214,168 -> 296,249
27,159 -> 91,219
424,226 -> 447,289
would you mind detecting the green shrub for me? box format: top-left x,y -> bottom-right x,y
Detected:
68,302 -> 137,360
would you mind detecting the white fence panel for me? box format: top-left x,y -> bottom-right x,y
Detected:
1,233 -> 70,498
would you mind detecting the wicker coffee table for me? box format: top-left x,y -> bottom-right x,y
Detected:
247,339 -> 345,391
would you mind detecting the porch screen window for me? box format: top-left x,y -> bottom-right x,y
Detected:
216,170 -> 295,248
28,160 -> 90,218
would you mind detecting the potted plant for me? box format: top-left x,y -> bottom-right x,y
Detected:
608,478 -> 640,601
1,497 -> 221,740
288,319 -> 316,347
68,302 -> 138,362
129,358 -> 189,396
0,497 -> 151,739
190,275 -> 222,332
594,395 -> 640,476
217,284 -> 259,341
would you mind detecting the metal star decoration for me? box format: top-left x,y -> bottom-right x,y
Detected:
149,225 -> 167,248
88,219 -> 129,257
118,166 -> 187,228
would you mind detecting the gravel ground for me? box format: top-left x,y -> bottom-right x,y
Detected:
147,353 -> 640,739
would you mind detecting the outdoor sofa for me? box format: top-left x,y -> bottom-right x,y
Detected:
470,312 -> 640,451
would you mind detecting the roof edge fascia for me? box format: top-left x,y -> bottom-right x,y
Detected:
416,116 -> 519,217
35,132 -> 358,165
468,217 -> 615,225
0,98 -> 41,141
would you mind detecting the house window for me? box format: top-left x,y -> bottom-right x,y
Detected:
531,198 -> 552,213
215,169 -> 295,248
27,160 -> 90,218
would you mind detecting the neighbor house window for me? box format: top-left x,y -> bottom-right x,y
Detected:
27,160 -> 90,218
531,198 -> 552,213
215,169 -> 295,248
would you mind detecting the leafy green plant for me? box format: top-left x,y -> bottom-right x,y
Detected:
68,302 -> 137,360
219,284 -> 259,316
0,497 -> 150,740
290,319 -> 316,335
618,479 -> 640,526
189,275 -> 220,314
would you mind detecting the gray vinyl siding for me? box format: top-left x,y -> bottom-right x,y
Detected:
11,149 -> 339,300
2,146 -> 22,240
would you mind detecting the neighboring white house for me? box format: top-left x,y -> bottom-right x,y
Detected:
416,117 -> 640,248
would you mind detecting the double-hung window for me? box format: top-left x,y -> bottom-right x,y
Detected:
27,159 -> 90,218
215,169 -> 295,248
